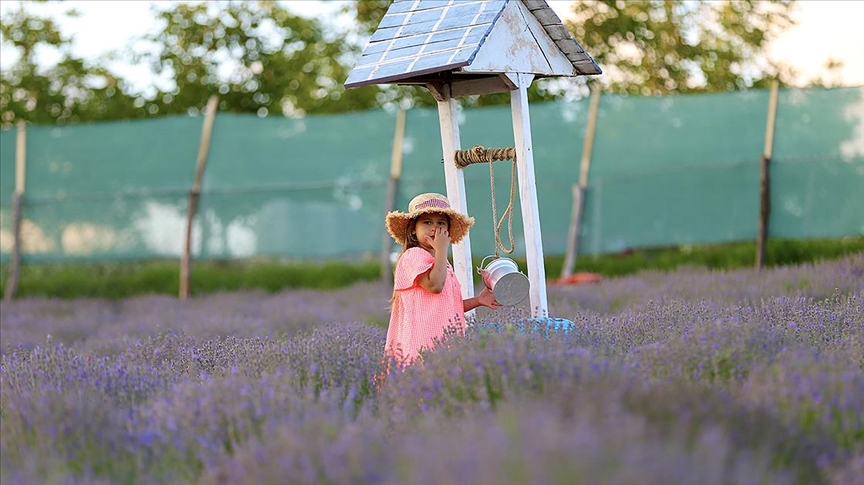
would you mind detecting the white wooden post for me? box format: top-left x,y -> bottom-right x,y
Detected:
436,85 -> 475,307
509,73 -> 548,318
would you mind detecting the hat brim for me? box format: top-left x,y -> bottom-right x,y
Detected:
386,208 -> 475,246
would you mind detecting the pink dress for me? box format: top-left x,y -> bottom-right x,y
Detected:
385,247 -> 466,365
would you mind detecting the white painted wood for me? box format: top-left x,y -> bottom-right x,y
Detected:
501,73 -> 519,90
509,73 -> 549,318
435,85 -> 476,312
425,83 -> 446,102
450,76 -> 511,98
463,0 -> 575,76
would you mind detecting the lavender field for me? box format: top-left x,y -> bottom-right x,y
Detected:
2,254 -> 862,485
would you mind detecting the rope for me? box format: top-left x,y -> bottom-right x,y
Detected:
454,145 -> 517,256
490,154 -> 517,256
454,145 -> 517,168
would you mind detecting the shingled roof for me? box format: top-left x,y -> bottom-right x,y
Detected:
344,0 -> 601,89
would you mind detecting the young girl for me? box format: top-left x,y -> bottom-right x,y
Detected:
383,192 -> 501,368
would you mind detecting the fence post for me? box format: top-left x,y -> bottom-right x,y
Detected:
180,95 -> 219,300
380,107 -> 406,287
756,80 -> 779,270
562,86 -> 601,278
3,120 -> 27,302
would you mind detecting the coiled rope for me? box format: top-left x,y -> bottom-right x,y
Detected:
454,145 -> 517,256
454,146 -> 517,167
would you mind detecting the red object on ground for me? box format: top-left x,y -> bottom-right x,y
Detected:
551,272 -> 603,286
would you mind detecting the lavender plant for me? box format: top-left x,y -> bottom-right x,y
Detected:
0,253 -> 861,484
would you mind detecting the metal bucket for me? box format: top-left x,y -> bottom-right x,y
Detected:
478,255 -> 529,306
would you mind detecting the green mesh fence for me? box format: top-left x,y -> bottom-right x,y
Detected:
581,90 -> 771,254
770,87 -> 864,239
1,86 -> 862,264
198,110 -> 395,259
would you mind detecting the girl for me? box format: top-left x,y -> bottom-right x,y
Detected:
383,192 -> 501,368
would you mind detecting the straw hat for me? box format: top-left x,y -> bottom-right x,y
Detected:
386,193 -> 475,245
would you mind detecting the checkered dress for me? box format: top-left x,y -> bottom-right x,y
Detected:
385,247 -> 465,365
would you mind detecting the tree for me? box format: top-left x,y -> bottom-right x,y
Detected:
132,0 -> 384,117
565,0 -> 797,95
808,58 -> 846,88
0,1 -> 139,128
0,0 -> 806,127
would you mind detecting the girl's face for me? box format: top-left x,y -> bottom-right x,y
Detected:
412,213 -> 449,249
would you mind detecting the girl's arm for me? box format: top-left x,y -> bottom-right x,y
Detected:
464,286 -> 501,311
417,250 -> 448,293
463,297 -> 482,312
417,226 -> 450,293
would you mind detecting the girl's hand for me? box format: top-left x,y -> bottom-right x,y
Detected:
476,286 -> 502,309
429,225 -> 451,255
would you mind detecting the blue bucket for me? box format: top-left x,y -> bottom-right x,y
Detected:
473,317 -> 575,337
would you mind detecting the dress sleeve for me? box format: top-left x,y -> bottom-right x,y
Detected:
394,247 -> 435,291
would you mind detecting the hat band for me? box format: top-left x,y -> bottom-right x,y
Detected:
413,199 -> 450,211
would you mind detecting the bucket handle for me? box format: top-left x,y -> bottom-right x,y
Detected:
477,255 -> 497,275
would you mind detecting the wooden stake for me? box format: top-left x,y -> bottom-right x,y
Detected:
510,73 -> 549,318
381,107 -> 406,286
180,95 -> 219,300
15,121 -> 26,195
562,86 -> 601,278
756,80 -> 779,270
4,121 -> 27,302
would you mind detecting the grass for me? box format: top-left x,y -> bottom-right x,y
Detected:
539,236 -> 864,278
0,237 -> 861,299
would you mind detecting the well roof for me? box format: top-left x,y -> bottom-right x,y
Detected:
344,0 -> 601,89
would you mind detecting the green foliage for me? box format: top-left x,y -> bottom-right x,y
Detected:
344,0 -> 391,37
565,0 -> 797,95
0,0 -> 387,127
134,0 -> 383,117
0,2 -> 140,127
1,0 -> 807,127
0,238 -> 860,299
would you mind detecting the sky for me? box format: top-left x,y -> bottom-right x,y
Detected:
1,0 -> 863,94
